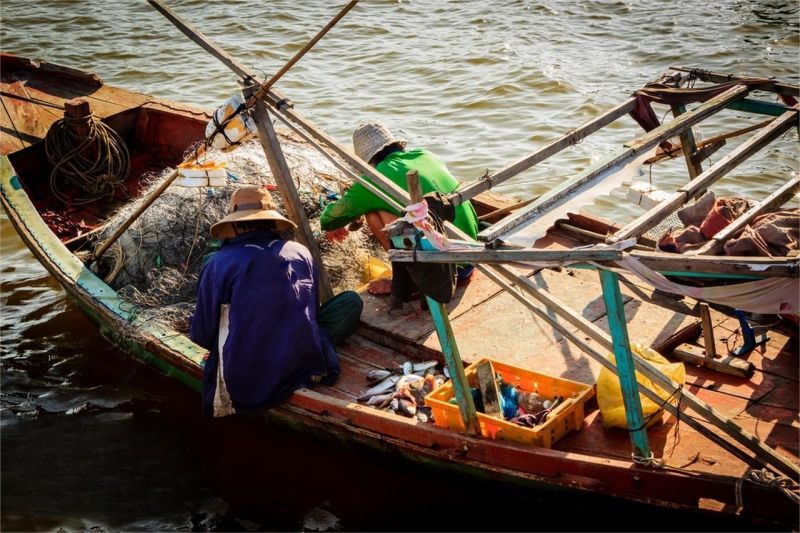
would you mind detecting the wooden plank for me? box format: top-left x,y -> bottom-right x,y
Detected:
0,80 -> 51,153
477,197 -> 534,222
671,104 -> 702,178
476,360 -> 502,416
391,247 -> 799,278
625,250 -> 799,278
337,334 -> 408,370
610,108 -> 799,244
389,248 -> 622,264
450,97 -> 637,206
479,85 -> 750,243
669,66 -> 800,98
672,344 -> 754,378
358,266 -> 508,344
250,97 -> 333,301
691,175 -> 800,255
727,99 -> 793,117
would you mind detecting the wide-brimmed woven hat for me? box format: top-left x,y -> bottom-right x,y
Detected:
352,122 -> 407,164
210,186 -> 296,239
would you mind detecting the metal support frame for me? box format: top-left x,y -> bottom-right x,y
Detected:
428,298 -> 481,436
598,269 -> 652,459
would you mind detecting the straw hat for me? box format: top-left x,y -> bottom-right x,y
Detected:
352,122 -> 407,164
210,186 -> 296,239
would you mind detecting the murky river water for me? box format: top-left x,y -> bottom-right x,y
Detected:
1,0 -> 798,530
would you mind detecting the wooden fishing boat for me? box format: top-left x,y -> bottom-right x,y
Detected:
2,53 -> 798,527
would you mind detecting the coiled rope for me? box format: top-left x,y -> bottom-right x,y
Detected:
735,468 -> 800,508
44,113 -> 130,205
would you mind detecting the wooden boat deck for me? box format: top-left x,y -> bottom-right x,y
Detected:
348,231 -> 799,484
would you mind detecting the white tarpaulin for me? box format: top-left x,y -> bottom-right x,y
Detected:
502,147 -> 658,247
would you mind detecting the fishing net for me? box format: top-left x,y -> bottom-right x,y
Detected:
92,138 -> 385,332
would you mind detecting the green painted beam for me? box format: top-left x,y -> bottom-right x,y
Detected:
598,269 -> 651,460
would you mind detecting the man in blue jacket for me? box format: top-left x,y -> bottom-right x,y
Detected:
190,186 -> 362,417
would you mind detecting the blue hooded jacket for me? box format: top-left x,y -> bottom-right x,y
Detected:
189,231 -> 339,416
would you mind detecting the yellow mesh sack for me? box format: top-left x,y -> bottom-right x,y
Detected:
597,343 -> 685,429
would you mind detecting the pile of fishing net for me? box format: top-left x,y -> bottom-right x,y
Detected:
91,138 -> 385,332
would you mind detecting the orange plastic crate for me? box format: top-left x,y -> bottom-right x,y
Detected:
425,358 -> 594,448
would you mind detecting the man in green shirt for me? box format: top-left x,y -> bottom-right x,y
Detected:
321,122 -> 478,294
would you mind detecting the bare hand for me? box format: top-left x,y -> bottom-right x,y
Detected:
325,227 -> 348,242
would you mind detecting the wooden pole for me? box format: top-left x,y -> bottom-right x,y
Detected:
249,97 -> 333,301
406,170 -> 480,437
668,66 -> 800,98
598,269 -> 652,459
388,248 -> 798,279
699,303 -> 717,360
671,104 -> 703,178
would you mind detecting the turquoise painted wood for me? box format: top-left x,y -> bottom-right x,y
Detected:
569,263 -> 766,281
727,99 -> 790,117
427,297 -> 481,436
598,269 -> 652,459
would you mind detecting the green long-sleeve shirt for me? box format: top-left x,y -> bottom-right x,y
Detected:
319,148 -> 478,240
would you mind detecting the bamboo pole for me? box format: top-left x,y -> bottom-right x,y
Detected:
251,0 -> 359,101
